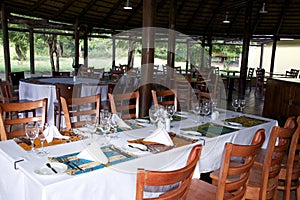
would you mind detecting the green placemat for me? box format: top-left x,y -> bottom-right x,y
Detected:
181,123 -> 236,137
224,116 -> 268,127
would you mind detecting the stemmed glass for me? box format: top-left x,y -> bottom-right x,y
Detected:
86,116 -> 99,143
166,105 -> 175,120
192,103 -> 201,123
25,123 -> 38,153
232,99 -> 240,112
239,99 -> 246,113
36,122 -> 49,156
99,118 -> 111,143
201,101 -> 211,121
149,105 -> 159,127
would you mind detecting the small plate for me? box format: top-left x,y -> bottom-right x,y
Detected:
34,162 -> 67,175
224,122 -> 243,127
123,143 -> 148,153
180,130 -> 202,136
135,119 -> 150,124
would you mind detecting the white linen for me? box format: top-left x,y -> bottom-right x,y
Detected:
0,111 -> 277,200
77,142 -> 108,164
111,114 -> 131,129
143,127 -> 174,146
43,125 -> 69,143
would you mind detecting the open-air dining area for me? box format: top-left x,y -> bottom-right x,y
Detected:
1,0 -> 300,200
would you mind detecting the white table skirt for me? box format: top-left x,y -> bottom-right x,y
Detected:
19,78 -> 108,125
0,110 -> 277,200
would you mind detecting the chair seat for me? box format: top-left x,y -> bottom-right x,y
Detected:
187,179 -> 233,200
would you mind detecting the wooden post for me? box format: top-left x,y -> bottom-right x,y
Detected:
1,4 -> 11,81
239,0 -> 253,99
139,0 -> 156,117
29,28 -> 35,74
167,0 -> 176,69
270,37 -> 278,74
84,33 -> 88,68
74,20 -> 80,73
112,36 -> 116,68
186,40 -> 190,74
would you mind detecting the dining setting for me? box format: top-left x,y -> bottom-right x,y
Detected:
0,82 -> 279,200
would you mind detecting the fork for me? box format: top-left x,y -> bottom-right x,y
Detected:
62,158 -> 84,172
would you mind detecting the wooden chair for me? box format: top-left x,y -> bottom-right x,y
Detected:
0,80 -> 18,103
277,116 -> 300,199
240,117 -> 296,200
255,68 -> 266,96
55,83 -> 82,130
151,89 -> 178,112
60,94 -> 101,130
9,71 -> 25,93
187,129 -> 265,200
135,144 -> 203,200
246,67 -> 255,91
108,91 -> 139,119
0,98 -> 47,141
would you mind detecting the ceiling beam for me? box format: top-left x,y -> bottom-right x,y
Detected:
184,0 -> 206,30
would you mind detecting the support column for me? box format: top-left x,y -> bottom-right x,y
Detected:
239,0 -> 253,98
167,0 -> 176,69
29,28 -> 35,74
259,43 -> 264,69
270,37 -> 278,74
1,4 -> 11,81
74,20 -> 80,74
185,40 -> 190,74
84,34 -> 88,67
139,0 -> 156,117
112,36 -> 116,68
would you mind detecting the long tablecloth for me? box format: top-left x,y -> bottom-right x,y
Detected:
19,77 -> 109,125
0,110 -> 277,200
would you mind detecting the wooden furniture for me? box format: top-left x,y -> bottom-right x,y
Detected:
55,83 -> 82,129
60,94 -> 100,130
255,68 -> 266,96
135,144 -> 202,200
108,91 -> 139,119
0,98 -> 47,141
277,116 -> 300,199
151,89 -> 178,111
187,129 -> 265,200
244,120 -> 296,199
0,80 -> 18,103
9,71 -> 25,92
246,67 -> 255,91
263,78 -> 300,122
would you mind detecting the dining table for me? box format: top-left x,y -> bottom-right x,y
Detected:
18,77 -> 111,126
0,109 -> 277,200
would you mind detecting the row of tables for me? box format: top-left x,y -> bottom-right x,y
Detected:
0,109 -> 277,199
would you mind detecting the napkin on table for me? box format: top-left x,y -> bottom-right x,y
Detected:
143,127 -> 174,146
43,125 -> 70,143
77,142 -> 108,164
112,113 -> 132,129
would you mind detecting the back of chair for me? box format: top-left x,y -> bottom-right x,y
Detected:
247,68 -> 255,79
136,144 -> 202,200
108,91 -> 139,119
260,121 -> 296,199
0,80 -> 17,102
9,71 -> 25,90
151,89 -> 177,112
60,94 -> 101,130
216,129 -> 265,200
0,98 -> 47,140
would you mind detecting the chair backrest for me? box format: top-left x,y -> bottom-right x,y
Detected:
60,94 -> 101,130
151,89 -> 178,112
108,91 -> 139,119
9,71 -> 25,88
216,129 -> 265,200
0,80 -> 16,102
247,68 -> 255,78
256,68 -> 265,83
52,71 -> 71,77
0,98 -> 48,140
259,118 -> 296,199
135,144 -> 203,200
55,83 -> 82,109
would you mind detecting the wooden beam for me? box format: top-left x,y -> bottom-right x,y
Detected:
1,4 -> 11,81
29,28 -> 35,74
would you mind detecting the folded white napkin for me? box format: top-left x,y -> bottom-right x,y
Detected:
112,114 -> 132,129
143,127 -> 174,146
43,125 -> 70,143
77,142 -> 108,164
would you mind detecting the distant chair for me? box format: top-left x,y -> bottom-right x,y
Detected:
255,68 -> 266,96
9,71 -> 25,93
0,80 -> 18,103
246,68 -> 255,91
151,89 -> 178,111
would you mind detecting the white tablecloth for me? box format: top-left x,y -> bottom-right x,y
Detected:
19,78 -> 108,125
0,110 -> 277,200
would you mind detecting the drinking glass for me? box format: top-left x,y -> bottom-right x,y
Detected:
232,99 -> 240,112
100,109 -> 111,121
239,99 -> 246,113
86,116 -> 99,142
201,102 -> 211,121
25,123 -> 38,152
192,103 -> 201,123
149,105 -> 159,127
36,123 -> 49,156
166,105 -> 175,120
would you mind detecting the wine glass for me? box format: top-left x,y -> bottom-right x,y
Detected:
25,123 -> 38,152
201,102 -> 211,121
166,105 -> 175,120
86,116 -> 99,143
239,99 -> 246,113
36,122 -> 49,156
149,105 -> 159,127
232,99 -> 240,112
192,103 -> 201,123
100,109 -> 111,121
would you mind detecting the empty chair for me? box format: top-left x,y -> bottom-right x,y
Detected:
187,129 -> 265,200
60,94 -> 101,130
55,83 -> 82,130
108,91 -> 139,119
9,71 -> 25,92
0,80 -> 18,103
255,68 -> 266,96
136,144 -> 202,200
151,89 -> 177,111
246,67 -> 255,91
0,98 -> 47,141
